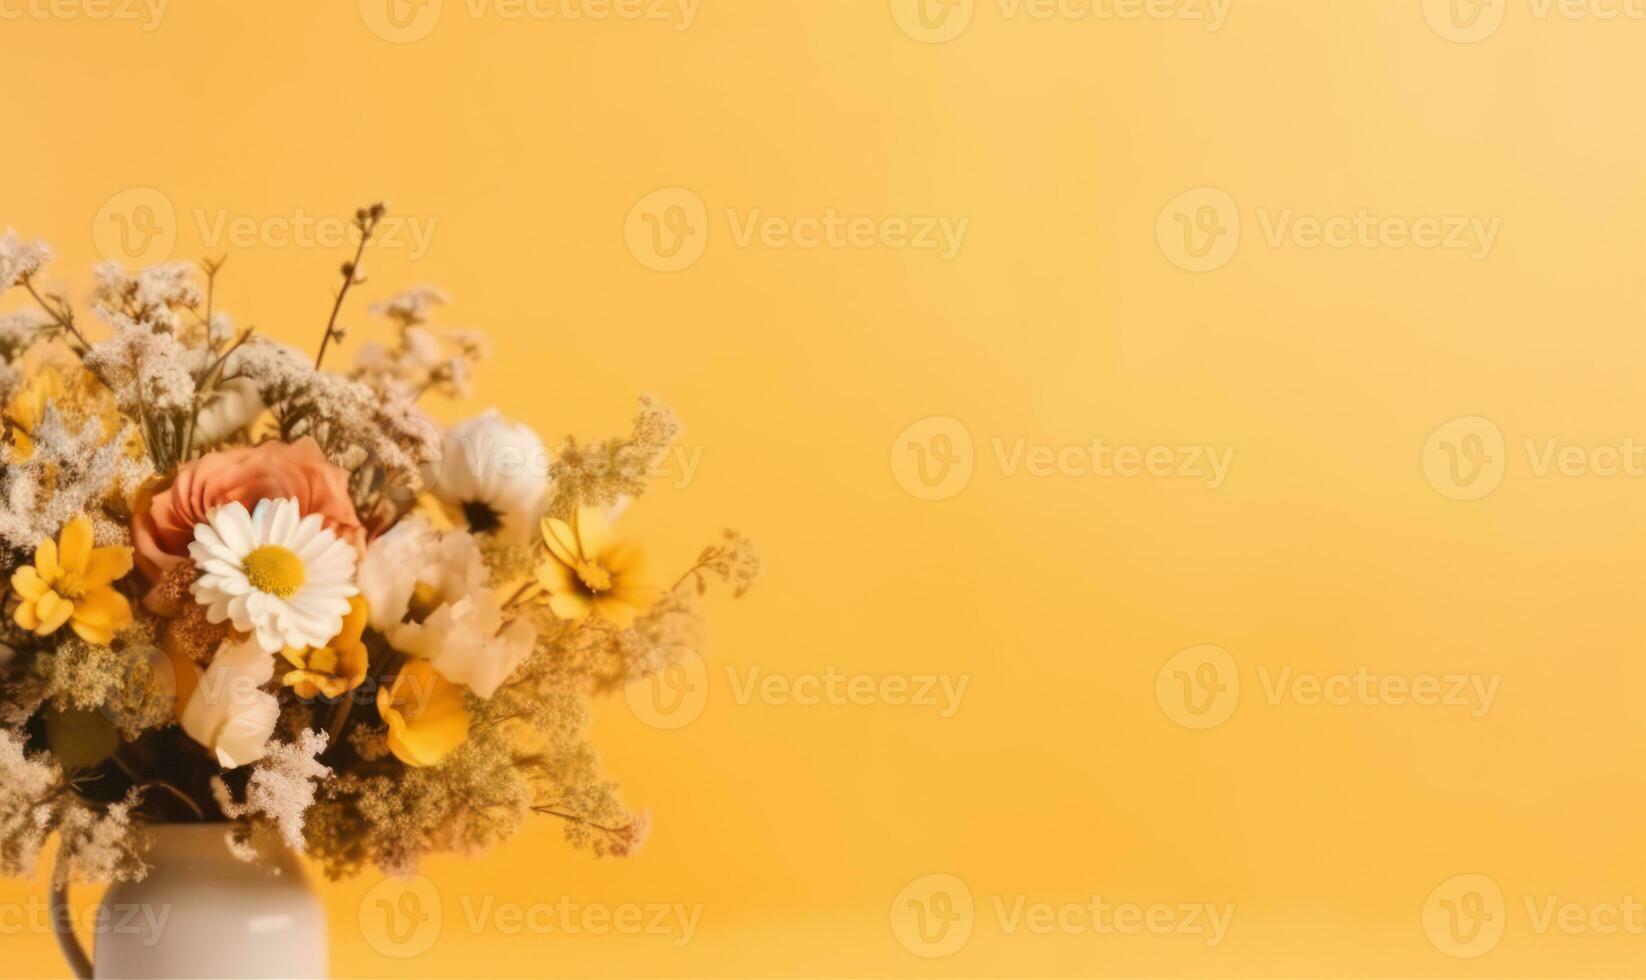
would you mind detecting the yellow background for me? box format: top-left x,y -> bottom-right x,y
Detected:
3,0 -> 1646,974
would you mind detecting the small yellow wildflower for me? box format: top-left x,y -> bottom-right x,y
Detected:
4,366 -> 137,461
535,507 -> 658,629
12,515 -> 133,644
4,369 -> 64,460
377,659 -> 469,767
281,595 -> 371,700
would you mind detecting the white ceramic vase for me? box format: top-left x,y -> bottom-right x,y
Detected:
54,822 -> 328,979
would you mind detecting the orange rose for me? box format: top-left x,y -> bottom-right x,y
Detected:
132,438 -> 365,611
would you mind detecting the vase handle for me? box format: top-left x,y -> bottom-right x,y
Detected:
50,849 -> 95,980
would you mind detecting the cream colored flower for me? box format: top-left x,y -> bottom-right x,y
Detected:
357,516 -> 484,633
188,498 -> 359,653
388,592 -> 535,699
377,659 -> 469,767
11,515 -> 133,644
430,412 -> 548,546
178,634 -> 279,769
190,376 -> 264,448
360,516 -> 533,698
536,507 -> 657,629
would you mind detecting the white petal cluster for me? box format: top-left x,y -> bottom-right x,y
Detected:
359,515 -> 535,698
179,635 -> 280,769
430,411 -> 549,546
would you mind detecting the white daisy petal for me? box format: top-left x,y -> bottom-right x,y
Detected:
269,497 -> 299,546
213,502 -> 255,555
250,499 -> 273,539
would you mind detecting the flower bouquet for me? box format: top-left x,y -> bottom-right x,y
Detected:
0,205 -> 757,891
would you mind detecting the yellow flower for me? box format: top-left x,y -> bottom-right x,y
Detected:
11,515 -> 133,644
4,367 -> 139,462
4,369 -> 64,461
281,595 -> 371,700
377,659 -> 469,767
535,507 -> 658,629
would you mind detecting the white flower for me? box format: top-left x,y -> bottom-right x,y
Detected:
189,498 -> 359,653
358,516 -> 484,633
0,230 -> 52,292
430,411 -> 548,546
359,515 -> 534,698
389,591 -> 536,699
369,285 -> 449,326
191,376 -> 265,448
179,635 -> 279,769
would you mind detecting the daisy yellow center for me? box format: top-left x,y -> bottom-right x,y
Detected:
242,545 -> 306,599
574,560 -> 612,594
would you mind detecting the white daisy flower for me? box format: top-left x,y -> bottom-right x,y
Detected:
188,498 -> 360,653
430,411 -> 549,546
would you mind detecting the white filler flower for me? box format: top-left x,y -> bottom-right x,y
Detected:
189,498 -> 359,653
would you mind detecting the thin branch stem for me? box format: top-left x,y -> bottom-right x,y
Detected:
21,276 -> 90,353
314,205 -> 385,370
531,806 -> 633,836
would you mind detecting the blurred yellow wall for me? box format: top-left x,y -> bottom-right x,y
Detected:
5,0 -> 1646,974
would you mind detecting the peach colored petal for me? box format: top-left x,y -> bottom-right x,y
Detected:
132,438 -> 367,611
